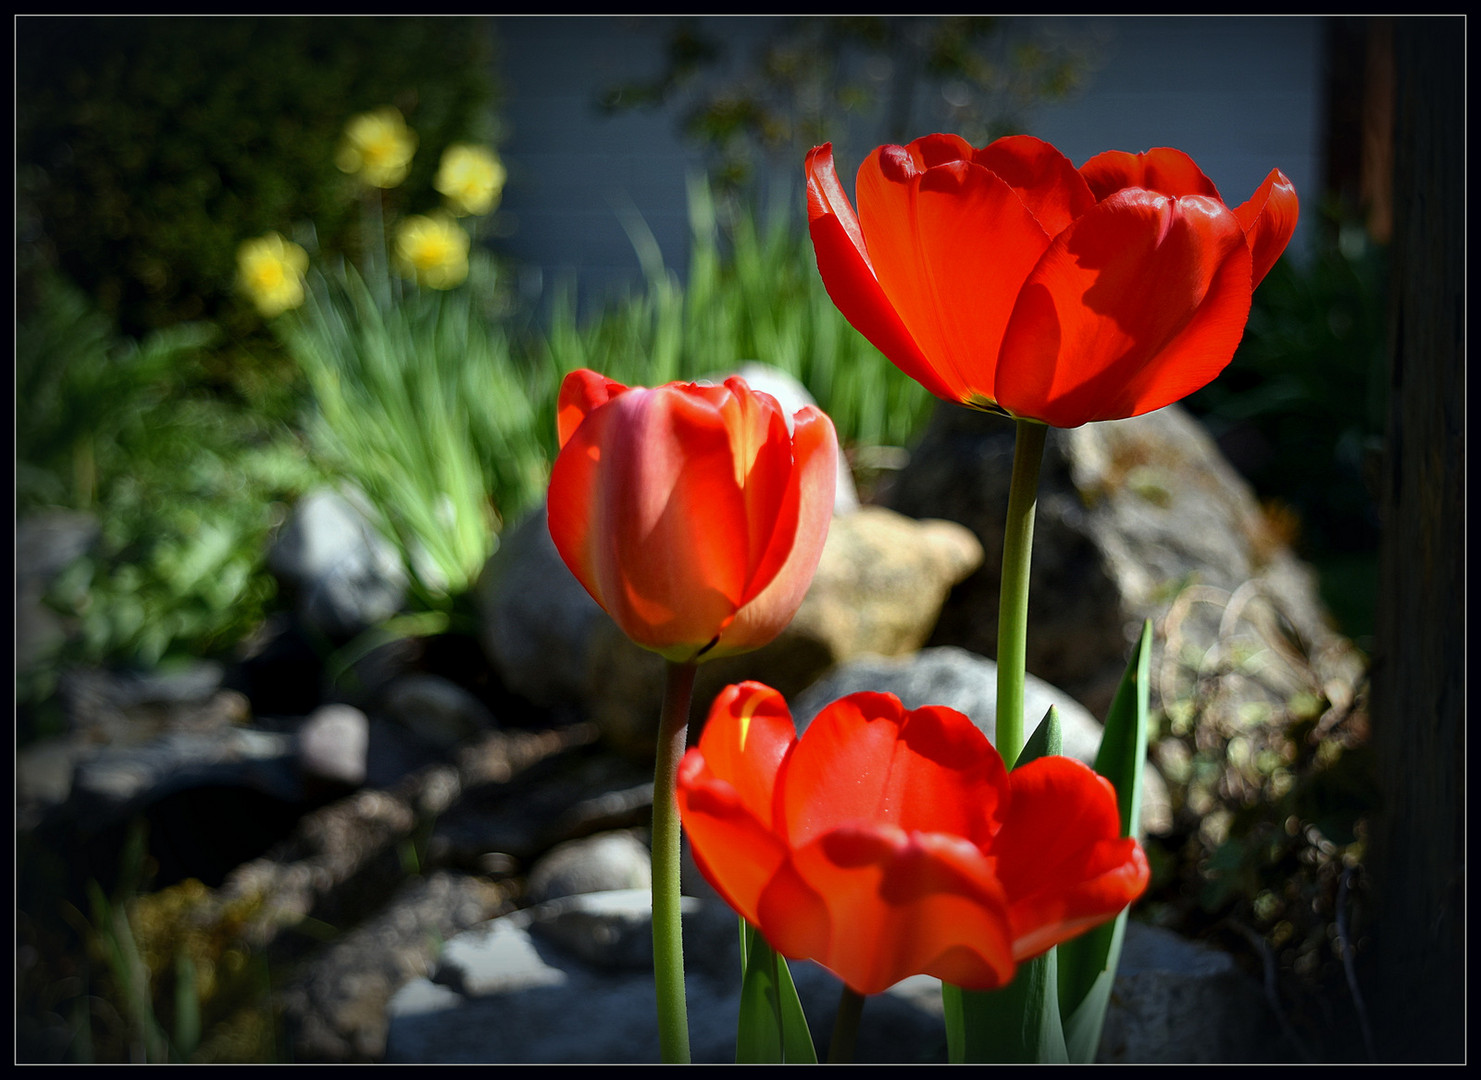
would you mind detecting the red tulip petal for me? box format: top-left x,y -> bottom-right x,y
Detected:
556,368 -> 628,449
548,385 -> 751,658
806,144 -> 958,402
760,824 -> 1016,995
907,131 -> 978,169
547,413 -> 606,603
714,404 -> 838,658
781,693 -> 1008,850
975,134 -> 1097,237
992,757 -> 1150,961
694,682 -> 798,825
749,851 -> 833,972
1079,146 -> 1222,202
856,146 -> 1052,408
1233,168 -> 1300,287
996,189 -> 1253,426
677,748 -> 790,927
705,378 -> 794,587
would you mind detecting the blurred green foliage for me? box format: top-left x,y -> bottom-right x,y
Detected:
282,242 -> 548,605
17,16 -> 497,341
17,275 -> 325,716
1145,686 -> 1377,1061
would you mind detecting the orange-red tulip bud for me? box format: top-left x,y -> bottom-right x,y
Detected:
548,370 -> 839,664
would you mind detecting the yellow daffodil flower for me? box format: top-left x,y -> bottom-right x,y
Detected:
237,232 -> 309,317
434,144 -> 507,217
395,213 -> 470,289
336,107 -> 418,189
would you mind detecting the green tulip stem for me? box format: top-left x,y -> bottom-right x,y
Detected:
996,418 -> 1048,770
828,987 -> 866,1064
654,659 -> 697,1063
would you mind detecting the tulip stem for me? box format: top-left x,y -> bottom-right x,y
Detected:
996,418 -> 1048,769
653,659 -> 697,1063
828,987 -> 866,1064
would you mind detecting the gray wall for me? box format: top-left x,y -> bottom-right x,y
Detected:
492,16 -> 1324,315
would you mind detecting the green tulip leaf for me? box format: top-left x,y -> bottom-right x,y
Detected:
1018,704 -> 1063,766
1057,619 -> 1151,1061
942,982 -> 966,1063
1061,918 -> 1126,1063
736,919 -> 816,1063
944,948 -> 1068,1063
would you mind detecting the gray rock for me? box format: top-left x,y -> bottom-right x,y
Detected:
278,870 -> 508,1062
474,503 -> 605,709
216,761 -> 466,952
68,727 -> 300,819
433,912 -> 571,998
19,662 -> 270,834
781,505 -> 983,662
98,660 -> 229,708
525,888 -> 694,973
379,673 -> 495,751
297,700 -> 449,795
525,830 -> 652,904
1098,923 -> 1286,1063
298,704 -> 370,788
790,647 -> 1171,836
56,662 -> 246,743
424,746 -> 652,871
885,402 -> 1365,722
385,890 -> 946,1064
269,487 -> 407,639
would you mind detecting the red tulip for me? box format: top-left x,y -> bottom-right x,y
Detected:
548,369 -> 838,664
807,134 -> 1298,428
677,682 -> 1150,996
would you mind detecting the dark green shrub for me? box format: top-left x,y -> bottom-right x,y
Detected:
17,16 -> 497,340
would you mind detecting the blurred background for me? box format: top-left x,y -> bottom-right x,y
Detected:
16,15 -> 1396,1063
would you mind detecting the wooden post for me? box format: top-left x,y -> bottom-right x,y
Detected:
1366,16 -> 1464,1063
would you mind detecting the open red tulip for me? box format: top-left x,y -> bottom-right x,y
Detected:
807,134 -> 1298,428
677,682 -> 1150,996
547,369 -> 838,664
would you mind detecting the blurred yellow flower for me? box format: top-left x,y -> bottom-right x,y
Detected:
434,144 -> 507,217
395,213 -> 470,289
336,107 -> 418,189
237,232 -> 308,317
